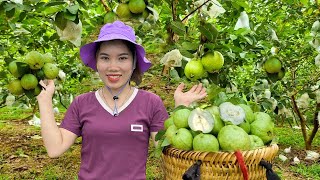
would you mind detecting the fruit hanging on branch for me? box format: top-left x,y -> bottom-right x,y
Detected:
6,50 -> 60,98
128,0 -> 146,14
264,57 -> 282,74
201,51 -> 224,73
184,59 -> 206,81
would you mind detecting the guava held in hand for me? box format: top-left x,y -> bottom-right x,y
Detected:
201,51 -> 224,73
25,51 -> 44,70
218,125 -> 251,151
184,59 -> 206,81
188,108 -> 214,133
43,63 -> 59,79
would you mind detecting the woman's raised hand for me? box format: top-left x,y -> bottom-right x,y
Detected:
174,83 -> 207,108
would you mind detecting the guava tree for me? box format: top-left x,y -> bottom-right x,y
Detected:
1,0 -> 319,149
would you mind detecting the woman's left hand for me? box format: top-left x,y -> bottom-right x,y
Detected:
174,83 -> 207,108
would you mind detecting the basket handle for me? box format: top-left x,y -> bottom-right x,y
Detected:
182,160 -> 202,180
259,160 -> 281,180
234,150 -> 249,180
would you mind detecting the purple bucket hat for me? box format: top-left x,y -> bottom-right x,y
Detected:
80,20 -> 152,73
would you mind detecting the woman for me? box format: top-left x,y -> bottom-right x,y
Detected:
37,20 -> 206,179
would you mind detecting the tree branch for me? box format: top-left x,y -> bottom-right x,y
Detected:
290,95 -> 308,148
181,0 -> 211,22
306,102 -> 320,150
100,0 -> 111,12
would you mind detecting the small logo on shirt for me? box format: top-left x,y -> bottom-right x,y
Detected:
131,124 -> 143,132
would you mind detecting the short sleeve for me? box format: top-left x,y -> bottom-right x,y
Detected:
59,96 -> 82,136
149,96 -> 169,132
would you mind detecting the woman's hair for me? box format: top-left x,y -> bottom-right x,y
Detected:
95,40 -> 142,85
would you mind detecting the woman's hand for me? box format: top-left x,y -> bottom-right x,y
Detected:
174,83 -> 207,108
37,80 -> 55,101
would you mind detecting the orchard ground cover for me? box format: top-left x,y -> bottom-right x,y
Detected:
0,56 -> 319,180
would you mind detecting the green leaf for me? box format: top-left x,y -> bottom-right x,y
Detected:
0,71 -> 7,79
76,0 -> 87,9
54,11 -> 67,30
161,138 -> 170,147
155,129 -> 166,141
67,4 -> 79,15
4,57 -> 13,65
6,7 -> 15,19
45,1 -> 66,7
181,41 -> 198,51
179,49 -> 194,59
243,36 -> 253,45
64,10 -> 77,21
300,0 -> 308,6
170,21 -> 186,35
18,11 -> 27,21
198,23 -> 218,43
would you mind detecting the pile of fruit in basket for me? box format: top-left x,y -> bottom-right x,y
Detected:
161,102 -> 275,152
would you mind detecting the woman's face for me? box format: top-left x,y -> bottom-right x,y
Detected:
96,40 -> 134,92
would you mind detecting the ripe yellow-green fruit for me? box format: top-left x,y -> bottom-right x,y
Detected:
25,51 -> 44,70
20,74 -> 38,90
104,11 -> 117,24
128,0 -> 146,14
264,57 -> 282,73
8,61 -> 29,78
201,51 -> 224,72
116,3 -> 132,19
43,63 -> 59,79
184,59 -> 206,81
8,79 -> 24,95
42,53 -> 55,63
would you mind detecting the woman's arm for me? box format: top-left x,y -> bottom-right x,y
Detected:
37,80 -> 77,158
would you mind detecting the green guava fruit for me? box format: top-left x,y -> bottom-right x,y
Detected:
164,116 -> 174,130
277,68 -> 285,80
201,51 -> 224,73
253,112 -> 272,123
25,51 -> 44,70
193,133 -> 219,152
8,61 -> 29,78
128,0 -> 146,14
205,105 -> 225,135
219,102 -> 245,125
36,69 -> 45,80
43,63 -> 59,79
104,11 -> 117,24
218,125 -> 251,151
164,125 -> 178,143
173,108 -> 191,129
116,3 -> 132,19
238,120 -> 251,134
238,104 -> 255,123
188,108 -> 214,133
20,74 -> 38,90
264,57 -> 282,73
25,85 -> 41,98
250,118 -> 274,144
42,53 -> 55,63
184,59 -> 206,81
8,79 -> 24,95
249,135 -> 265,150
171,128 -> 193,151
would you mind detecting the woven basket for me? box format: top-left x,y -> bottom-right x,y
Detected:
161,144 -> 279,180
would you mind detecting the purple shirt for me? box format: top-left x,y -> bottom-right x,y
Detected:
60,88 -> 168,180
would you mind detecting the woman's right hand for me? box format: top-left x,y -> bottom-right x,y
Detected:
37,79 -> 55,101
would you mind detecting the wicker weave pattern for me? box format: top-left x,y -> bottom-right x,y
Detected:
161,144 -> 279,180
